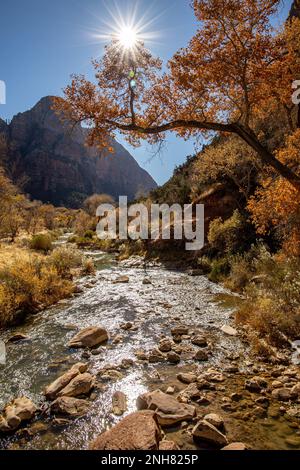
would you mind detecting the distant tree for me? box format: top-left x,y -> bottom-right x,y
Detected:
83,193 -> 115,216
56,0 -> 300,190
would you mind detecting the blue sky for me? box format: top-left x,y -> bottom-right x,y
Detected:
0,0 -> 293,185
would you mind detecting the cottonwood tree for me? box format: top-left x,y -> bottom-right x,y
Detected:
55,0 -> 300,190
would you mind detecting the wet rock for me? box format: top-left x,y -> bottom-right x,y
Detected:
120,322 -> 134,331
221,325 -> 238,336
81,351 -> 91,360
25,421 -> 48,436
45,363 -> 88,400
286,406 -> 300,419
113,276 -> 129,284
253,406 -> 267,418
171,325 -> 189,336
255,397 -> 270,407
177,384 -> 202,403
159,440 -> 180,450
112,391 -> 127,416
224,365 -> 239,374
0,398 -> 37,432
7,334 -> 29,343
231,393 -> 243,402
52,417 -> 71,427
271,380 -> 284,389
192,420 -> 228,447
177,373 -> 197,384
222,442 -> 247,450
285,436 -> 300,448
58,373 -> 95,398
204,413 -> 224,430
149,348 -> 165,363
112,334 -> 123,344
134,349 -> 148,361
50,397 -> 90,417
167,351 -> 181,364
291,383 -> 300,398
91,348 -> 102,356
245,376 -> 268,393
90,411 -> 161,450
73,285 -> 84,294
143,279 -> 152,285
137,390 -> 196,426
98,370 -> 124,382
272,388 -> 296,402
202,369 -> 225,383
68,326 -> 108,348
166,387 -> 175,395
191,335 -> 208,347
158,338 -> 173,353
194,350 -> 209,362
120,358 -> 134,370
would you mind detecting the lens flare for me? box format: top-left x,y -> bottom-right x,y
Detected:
118,26 -> 138,50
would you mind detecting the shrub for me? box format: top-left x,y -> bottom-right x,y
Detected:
197,256 -> 212,274
0,255 -> 73,327
208,210 -> 249,255
208,257 -> 231,282
81,257 -> 96,276
30,233 -> 53,252
48,246 -> 83,277
84,230 -> 94,240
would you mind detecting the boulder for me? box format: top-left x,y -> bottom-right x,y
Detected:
0,398 -> 37,432
177,383 -> 202,403
68,326 -> 108,348
192,420 -> 228,447
194,350 -> 209,361
148,348 -> 165,363
113,276 -> 129,284
158,338 -> 173,353
204,413 -> 224,430
221,325 -> 238,336
50,396 -> 90,417
58,373 -> 95,398
45,363 -> 88,400
159,440 -> 180,450
272,388 -> 296,402
167,351 -> 181,364
222,442 -> 247,450
177,373 -> 197,384
90,411 -> 161,450
137,390 -> 196,426
191,335 -> 208,347
171,325 -> 189,336
112,391 -> 127,416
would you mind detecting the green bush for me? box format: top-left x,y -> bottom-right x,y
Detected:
208,257 -> 231,282
208,210 -> 248,255
30,234 -> 53,252
84,230 -> 94,240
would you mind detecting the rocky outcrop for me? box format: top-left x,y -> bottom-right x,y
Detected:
3,97 -> 157,208
90,411 -> 161,450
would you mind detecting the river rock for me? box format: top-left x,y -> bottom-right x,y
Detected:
192,420 -> 228,447
90,411 -> 161,450
143,279 -> 152,285
134,349 -> 148,361
221,325 -> 238,336
159,440 -> 180,450
0,398 -> 37,432
194,350 -> 209,361
137,390 -> 196,426
7,334 -> 29,343
177,383 -> 202,403
158,338 -> 173,353
50,396 -> 90,417
272,388 -> 296,402
204,413 -> 224,430
286,406 -> 300,419
58,373 -> 95,397
202,369 -> 225,383
177,373 -> 197,384
191,335 -> 208,347
171,325 -> 189,336
291,383 -> 300,398
167,351 -> 181,364
68,326 -> 108,348
113,276 -> 129,284
245,376 -> 268,393
120,322 -> 133,331
45,363 -> 88,400
149,348 -> 165,363
222,442 -> 247,450
112,391 -> 127,416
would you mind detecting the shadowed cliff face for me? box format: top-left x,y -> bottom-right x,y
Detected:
2,96 -> 156,208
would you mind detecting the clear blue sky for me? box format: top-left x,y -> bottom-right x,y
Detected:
0,0 -> 293,185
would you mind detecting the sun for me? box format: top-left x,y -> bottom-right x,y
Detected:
117,26 -> 138,50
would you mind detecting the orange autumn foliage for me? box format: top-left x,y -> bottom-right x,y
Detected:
248,130 -> 300,256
